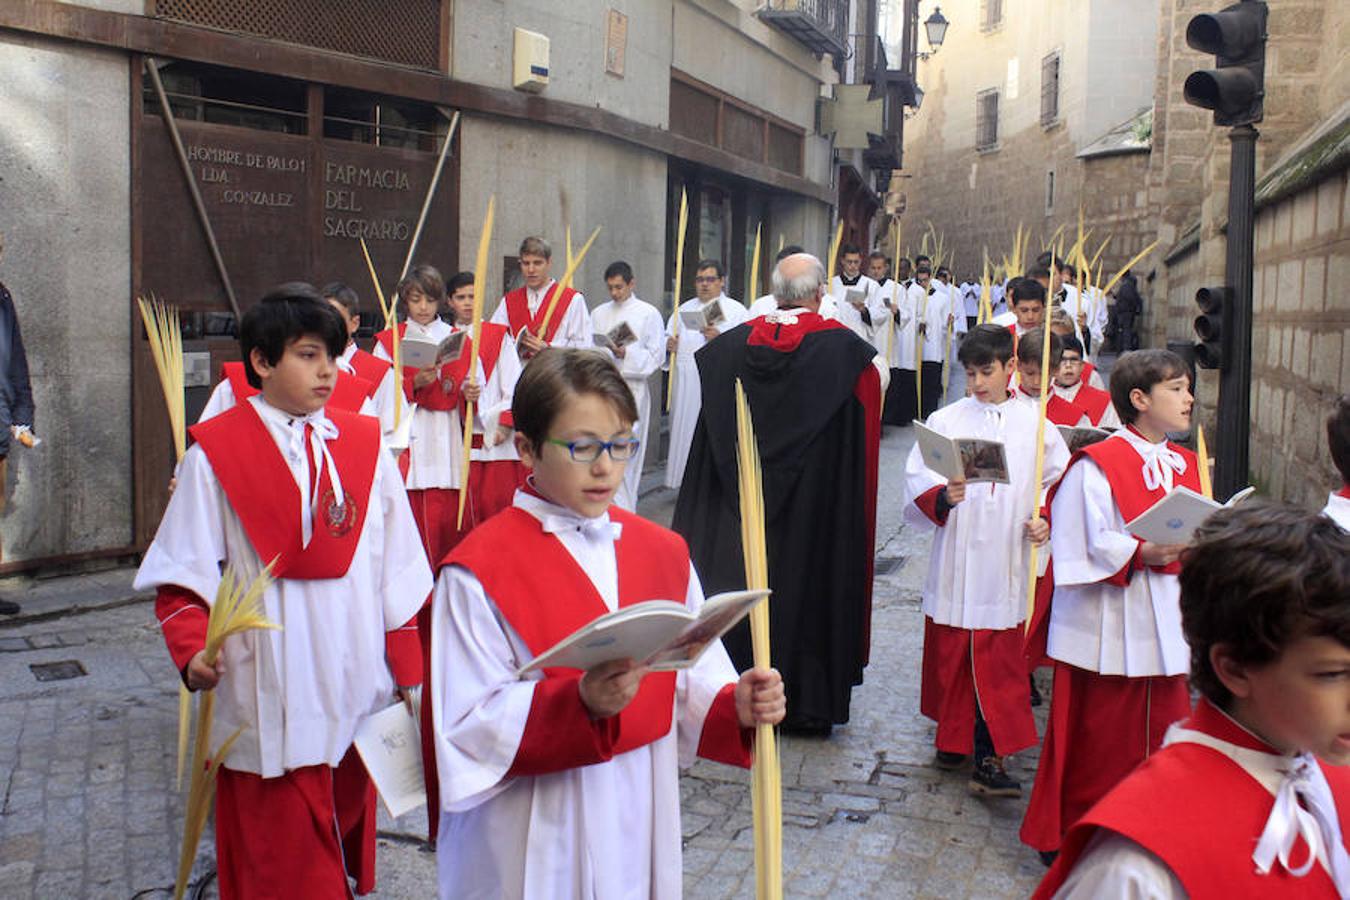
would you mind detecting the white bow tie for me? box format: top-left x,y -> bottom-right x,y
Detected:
539,512 -> 622,541
288,413 -> 344,548
1255,754 -> 1350,894
1137,440 -> 1186,493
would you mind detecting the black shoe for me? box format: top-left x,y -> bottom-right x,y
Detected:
781,717 -> 833,738
1029,675 -> 1043,708
934,750 -> 968,771
0,598 -> 19,616
1038,850 -> 1059,868
969,756 -> 1022,797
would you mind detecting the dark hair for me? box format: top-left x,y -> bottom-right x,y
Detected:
1016,328 -> 1063,367
320,282 -> 360,317
1180,501 -> 1350,708
1005,276 -> 1023,296
777,244 -> 807,262
915,264 -> 933,277
1012,279 -> 1047,306
1328,395 -> 1350,483
1025,265 -> 1052,283
914,254 -> 931,265
867,250 -> 888,263
695,258 -> 724,278
839,242 -> 862,258
1060,334 -> 1085,357
512,348 -> 639,450
519,236 -> 552,259
604,260 -> 634,283
397,264 -> 446,306
1060,262 -> 1077,279
1108,349 -> 1189,424
958,324 -> 1015,367
239,283 -> 347,389
447,271 -> 474,294
897,257 -> 913,270
936,266 -> 951,280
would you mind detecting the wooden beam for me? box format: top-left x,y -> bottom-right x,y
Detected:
0,0 -> 832,202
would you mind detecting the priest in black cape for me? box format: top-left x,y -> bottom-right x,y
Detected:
672,252 -> 887,734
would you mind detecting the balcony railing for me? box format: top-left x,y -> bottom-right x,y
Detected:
757,0 -> 850,57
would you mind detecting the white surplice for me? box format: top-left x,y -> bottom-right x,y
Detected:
488,279 -> 593,350
902,395 -> 1069,630
1055,380 -> 1123,430
430,491 -> 741,900
1324,491 -> 1350,530
828,274 -> 891,351
1045,429 -> 1192,677
340,342 -> 400,439
373,318 -> 466,490
591,295 -> 666,511
663,293 -> 748,490
134,395 -> 431,777
468,327 -> 523,464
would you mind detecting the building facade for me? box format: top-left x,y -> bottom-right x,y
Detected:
0,0 -> 881,569
895,0 -> 1159,280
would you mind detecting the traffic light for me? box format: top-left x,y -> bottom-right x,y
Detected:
1183,1 -> 1267,126
1193,286 -> 1232,369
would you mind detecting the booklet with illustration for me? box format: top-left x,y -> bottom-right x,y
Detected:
1125,485 -> 1256,545
400,330 -> 466,369
914,420 -> 1010,485
843,288 -> 867,310
1057,424 -> 1113,454
680,300 -> 724,332
353,702 -> 426,818
516,588 -> 771,677
593,321 -> 638,352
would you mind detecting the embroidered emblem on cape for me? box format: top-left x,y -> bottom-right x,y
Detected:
321,489 -> 358,537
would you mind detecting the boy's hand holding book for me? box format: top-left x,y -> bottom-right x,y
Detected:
579,658 -> 650,719
413,364 -> 438,389
735,667 -> 786,728
185,649 -> 225,691
518,329 -> 546,358
700,326 -> 719,340
1139,541 -> 1186,568
943,480 -> 967,505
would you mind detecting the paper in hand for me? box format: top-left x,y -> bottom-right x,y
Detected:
353,702 -> 426,819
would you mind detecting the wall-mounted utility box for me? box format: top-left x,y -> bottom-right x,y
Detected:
513,28 -> 550,93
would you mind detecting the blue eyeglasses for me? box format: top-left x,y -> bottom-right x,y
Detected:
545,437 -> 641,463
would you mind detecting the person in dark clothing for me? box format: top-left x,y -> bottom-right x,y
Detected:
0,239 -> 35,615
1110,271 -> 1143,352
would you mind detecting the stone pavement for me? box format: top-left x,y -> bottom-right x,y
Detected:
0,409 -> 1051,899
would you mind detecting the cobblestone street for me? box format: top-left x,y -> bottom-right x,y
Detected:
0,405 -> 1048,899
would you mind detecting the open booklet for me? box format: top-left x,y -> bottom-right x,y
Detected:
353,702 -> 426,819
1058,424 -> 1113,454
679,300 -> 725,332
516,588 -> 770,677
1125,485 -> 1257,545
914,420 -> 1010,485
843,288 -> 867,310
400,330 -> 466,369
593,321 -> 638,352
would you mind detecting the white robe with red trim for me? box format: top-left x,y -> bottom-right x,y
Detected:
430,490 -> 744,900
134,395 -> 431,777
341,342 -> 401,438
591,295 -> 665,510
489,279 -> 592,350
373,318 -> 468,489
466,324 -> 523,464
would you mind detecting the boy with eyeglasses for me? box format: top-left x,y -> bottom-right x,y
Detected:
428,348 -> 783,898
1054,335 -> 1120,429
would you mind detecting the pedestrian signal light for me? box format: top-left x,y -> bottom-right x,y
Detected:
1194,286 -> 1231,370
1183,1 -> 1267,126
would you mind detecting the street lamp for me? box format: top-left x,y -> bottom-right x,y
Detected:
924,7 -> 949,51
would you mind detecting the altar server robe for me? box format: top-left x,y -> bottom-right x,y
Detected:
591,294 -> 666,510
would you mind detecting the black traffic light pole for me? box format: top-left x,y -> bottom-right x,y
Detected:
1216,124 -> 1257,500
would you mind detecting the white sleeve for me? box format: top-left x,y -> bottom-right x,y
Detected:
478,335 -> 521,442
866,281 -> 892,328
375,450 -> 434,627
1052,831 -> 1185,900
372,340 -> 393,363
902,431 -> 945,530
371,368 -> 399,437
1099,403 -> 1123,431
557,293 -> 593,349
430,565 -> 538,812
1042,424 -> 1072,490
132,444 -> 228,602
674,562 -> 741,767
718,298 -> 749,331
621,308 -> 665,381
488,298 -> 510,328
1049,458 -> 1140,586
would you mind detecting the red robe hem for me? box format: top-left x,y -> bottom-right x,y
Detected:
921,617 -> 1038,756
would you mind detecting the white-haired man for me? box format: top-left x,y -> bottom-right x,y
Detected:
673,253 -> 886,735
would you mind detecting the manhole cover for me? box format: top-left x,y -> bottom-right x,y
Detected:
29,660 -> 87,682
874,556 -> 906,575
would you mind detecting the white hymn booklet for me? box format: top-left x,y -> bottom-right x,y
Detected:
914,420 -> 1010,485
354,702 -> 426,819
516,588 -> 770,677
399,330 -> 465,369
680,300 -> 724,332
1125,485 -> 1256,545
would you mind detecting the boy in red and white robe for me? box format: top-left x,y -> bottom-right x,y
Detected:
1014,328 -> 1090,428
135,286 -> 431,898
323,282 -> 400,438
1022,349 -> 1200,860
489,235 -> 592,360
430,348 -> 784,899
904,324 -> 1067,795
1054,335 -> 1120,430
1038,503 -> 1350,898
199,360 -> 374,421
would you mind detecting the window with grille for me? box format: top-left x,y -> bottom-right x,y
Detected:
323,87 -> 442,151
1041,52 -> 1061,127
981,0 -> 1005,32
142,61 -> 308,134
976,89 -> 1000,151
152,0 -> 443,70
